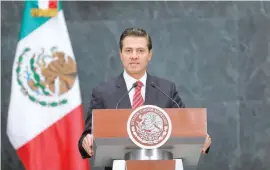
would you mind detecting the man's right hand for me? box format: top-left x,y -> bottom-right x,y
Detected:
82,134 -> 94,157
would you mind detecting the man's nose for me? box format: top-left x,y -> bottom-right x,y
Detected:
130,51 -> 139,59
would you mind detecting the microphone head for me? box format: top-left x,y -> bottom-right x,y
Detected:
150,82 -> 156,87
132,82 -> 138,87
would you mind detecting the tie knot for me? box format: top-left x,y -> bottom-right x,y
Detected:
136,81 -> 143,89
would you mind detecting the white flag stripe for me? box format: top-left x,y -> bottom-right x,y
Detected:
38,0 -> 49,9
7,11 -> 81,149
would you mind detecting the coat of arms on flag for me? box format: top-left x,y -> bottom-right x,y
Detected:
16,46 -> 77,107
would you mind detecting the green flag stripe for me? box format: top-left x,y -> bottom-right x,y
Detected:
19,0 -> 62,40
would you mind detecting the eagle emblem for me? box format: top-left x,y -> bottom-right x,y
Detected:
16,47 -> 77,107
127,105 -> 172,149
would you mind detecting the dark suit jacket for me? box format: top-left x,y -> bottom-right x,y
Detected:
78,72 -> 185,159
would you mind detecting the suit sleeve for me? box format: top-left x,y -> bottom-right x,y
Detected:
171,83 -> 185,108
78,87 -> 104,159
205,146 -> 210,154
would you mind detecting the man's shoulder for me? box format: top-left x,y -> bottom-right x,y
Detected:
150,74 -> 175,87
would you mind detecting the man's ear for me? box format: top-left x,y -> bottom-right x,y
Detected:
148,50 -> 152,61
119,50 -> 123,61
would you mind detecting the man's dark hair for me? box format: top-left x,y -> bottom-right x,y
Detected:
119,28 -> 152,51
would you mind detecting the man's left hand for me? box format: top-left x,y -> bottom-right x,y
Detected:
202,134 -> 211,154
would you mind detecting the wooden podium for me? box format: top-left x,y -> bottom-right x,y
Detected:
91,108 -> 207,170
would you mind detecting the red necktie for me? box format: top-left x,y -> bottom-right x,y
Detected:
132,81 -> 144,108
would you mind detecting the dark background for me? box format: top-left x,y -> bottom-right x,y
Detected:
1,1 -> 270,170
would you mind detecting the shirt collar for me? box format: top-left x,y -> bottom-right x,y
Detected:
123,70 -> 147,87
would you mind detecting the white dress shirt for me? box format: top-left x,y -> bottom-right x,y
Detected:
123,70 -> 147,106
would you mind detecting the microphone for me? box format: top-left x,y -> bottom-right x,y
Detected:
151,82 -> 180,108
116,82 -> 137,109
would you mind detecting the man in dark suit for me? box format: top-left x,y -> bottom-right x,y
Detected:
78,28 -> 211,169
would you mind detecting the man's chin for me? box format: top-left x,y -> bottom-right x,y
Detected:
126,69 -> 145,75
127,68 -> 140,73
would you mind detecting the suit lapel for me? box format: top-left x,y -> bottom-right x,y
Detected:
144,73 -> 158,105
116,73 -> 132,108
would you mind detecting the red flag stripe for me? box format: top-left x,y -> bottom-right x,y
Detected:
16,105 -> 90,170
49,0 -> 58,9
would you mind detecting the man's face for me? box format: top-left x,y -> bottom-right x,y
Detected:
120,36 -> 152,78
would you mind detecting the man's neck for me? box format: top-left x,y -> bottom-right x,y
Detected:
125,71 -> 146,80
131,74 -> 144,80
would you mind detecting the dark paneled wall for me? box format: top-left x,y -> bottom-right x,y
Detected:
1,1 -> 270,170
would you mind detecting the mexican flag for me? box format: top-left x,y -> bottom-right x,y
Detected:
6,0 -> 90,170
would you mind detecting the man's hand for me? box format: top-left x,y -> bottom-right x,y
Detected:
82,134 -> 94,157
202,134 -> 211,154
